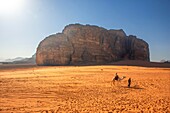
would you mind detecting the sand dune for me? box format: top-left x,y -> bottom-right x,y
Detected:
0,65 -> 170,112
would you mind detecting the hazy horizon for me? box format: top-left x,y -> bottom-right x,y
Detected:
0,0 -> 170,62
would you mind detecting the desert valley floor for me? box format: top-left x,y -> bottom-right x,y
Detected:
0,65 -> 170,113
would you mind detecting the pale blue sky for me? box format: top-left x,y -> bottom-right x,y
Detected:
0,0 -> 170,61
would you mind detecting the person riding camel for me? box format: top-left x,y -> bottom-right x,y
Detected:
112,73 -> 126,86
114,73 -> 119,81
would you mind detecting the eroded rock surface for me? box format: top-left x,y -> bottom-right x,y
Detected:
36,24 -> 149,65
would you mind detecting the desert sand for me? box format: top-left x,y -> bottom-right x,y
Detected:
0,65 -> 170,113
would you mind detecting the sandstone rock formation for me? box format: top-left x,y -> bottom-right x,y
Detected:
36,24 -> 150,66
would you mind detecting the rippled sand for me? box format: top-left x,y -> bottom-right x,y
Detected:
0,65 -> 170,112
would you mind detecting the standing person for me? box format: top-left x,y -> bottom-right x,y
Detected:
128,78 -> 131,87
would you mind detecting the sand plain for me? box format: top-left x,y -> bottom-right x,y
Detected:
0,65 -> 170,113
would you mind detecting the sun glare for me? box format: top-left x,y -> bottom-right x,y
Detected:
0,0 -> 25,16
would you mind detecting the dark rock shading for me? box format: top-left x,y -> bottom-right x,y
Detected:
36,24 -> 149,66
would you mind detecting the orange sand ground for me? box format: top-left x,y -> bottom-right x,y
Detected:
0,65 -> 170,113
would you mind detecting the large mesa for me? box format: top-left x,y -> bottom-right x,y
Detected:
36,24 -> 150,66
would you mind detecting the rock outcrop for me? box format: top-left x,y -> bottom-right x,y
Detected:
36,24 -> 149,66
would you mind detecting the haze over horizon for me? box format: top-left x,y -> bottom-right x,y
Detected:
0,0 -> 170,62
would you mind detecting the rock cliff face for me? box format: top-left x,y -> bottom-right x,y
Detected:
36,24 -> 149,65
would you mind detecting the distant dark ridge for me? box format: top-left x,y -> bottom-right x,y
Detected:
0,64 -> 37,71
0,60 -> 169,70
110,60 -> 170,68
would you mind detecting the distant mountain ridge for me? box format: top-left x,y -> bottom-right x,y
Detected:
1,54 -> 36,64
5,57 -> 25,62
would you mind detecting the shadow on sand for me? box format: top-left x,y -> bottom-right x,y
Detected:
111,85 -> 144,94
121,86 -> 144,90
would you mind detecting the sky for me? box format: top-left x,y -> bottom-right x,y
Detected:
0,0 -> 170,62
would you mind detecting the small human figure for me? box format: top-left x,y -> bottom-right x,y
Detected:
128,78 -> 131,87
114,73 -> 119,81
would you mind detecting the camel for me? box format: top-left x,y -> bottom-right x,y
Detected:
111,75 -> 126,86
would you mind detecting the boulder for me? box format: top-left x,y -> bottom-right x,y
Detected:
36,24 -> 149,65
